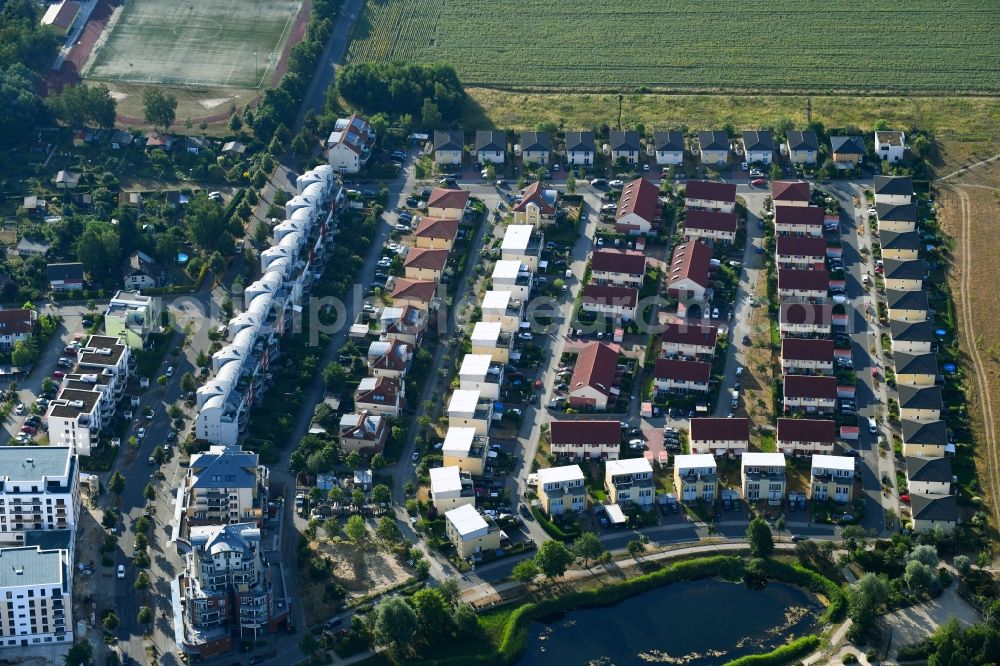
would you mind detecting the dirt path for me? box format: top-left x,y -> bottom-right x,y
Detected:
949,185 -> 1000,520
936,154 -> 1000,182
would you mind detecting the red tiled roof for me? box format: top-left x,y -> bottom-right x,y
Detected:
46,1 -> 81,30
355,376 -> 401,405
591,249 -> 646,275
776,235 -> 827,258
340,410 -> 387,443
774,205 -> 824,227
414,216 -> 459,241
370,339 -> 411,372
550,419 -> 621,446
684,209 -> 738,233
569,342 -> 619,398
668,240 -> 713,289
690,417 -> 750,441
781,338 -> 835,362
771,180 -> 811,203
404,247 -> 449,271
777,418 -> 836,443
783,375 -> 837,399
0,309 -> 35,336
653,358 -> 711,382
780,302 -> 833,325
512,180 -> 556,215
616,177 -> 660,223
660,322 -> 718,348
427,187 -> 470,210
684,180 -> 736,202
582,284 -> 638,308
391,278 -> 437,303
778,268 -> 830,292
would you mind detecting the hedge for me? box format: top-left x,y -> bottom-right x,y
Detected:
528,505 -> 579,542
722,635 -> 821,666
752,558 -> 847,623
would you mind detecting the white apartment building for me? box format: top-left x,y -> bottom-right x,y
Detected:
459,354 -> 504,400
180,445 -> 269,529
103,290 -> 161,350
0,448 -> 79,546
0,546 -> 73,646
428,466 -> 475,513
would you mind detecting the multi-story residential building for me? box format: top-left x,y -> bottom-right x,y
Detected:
178,523 -> 287,658
535,465 -> 585,516
783,375 -> 837,413
652,358 -> 711,394
413,217 -> 459,251
590,249 -> 646,288
697,130 -> 730,165
0,448 -> 78,546
447,392 -> 493,436
905,457 -> 952,496
660,322 -> 717,360
683,209 -> 738,244
775,236 -> 827,269
353,376 -> 403,417
475,131 -> 506,164
511,180 -> 557,226
779,302 -> 833,338
673,454 -> 718,503
901,419 -> 948,458
653,130 -> 684,166
684,180 -> 736,212
567,342 -> 619,411
604,458 -> 654,508
459,354 -> 504,400
480,290 -> 523,333
444,504 -> 502,559
433,130 -> 463,165
470,321 -> 512,364
548,420 -> 621,461
689,417 -> 750,456
741,129 -> 774,164
0,546 -> 73,646
565,131 -> 596,167
771,181 -> 811,207
180,445 -> 268,528
581,285 -> 638,322
429,466 -> 475,513
810,455 -> 854,503
491,260 -> 533,299
426,188 -> 470,220
103,290 -> 160,350
777,418 -> 836,456
615,177 -> 661,235
519,131 -> 551,166
781,338 -> 835,375
898,385 -> 943,421
774,205 -> 824,237
338,411 -> 388,454
500,225 -> 543,270
874,132 -> 906,164
45,388 -> 101,457
741,452 -> 786,503
0,309 -> 35,351
778,268 -> 829,302
326,115 -> 374,173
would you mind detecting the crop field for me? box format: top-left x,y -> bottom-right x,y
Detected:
85,0 -> 302,89
345,0 -> 1000,92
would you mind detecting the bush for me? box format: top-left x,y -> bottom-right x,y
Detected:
722,635 -> 820,666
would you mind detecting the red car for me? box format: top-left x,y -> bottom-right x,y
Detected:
871,368 -> 878,377
900,494 -> 911,503
750,178 -> 767,187
20,425 -> 36,434
53,370 -> 64,379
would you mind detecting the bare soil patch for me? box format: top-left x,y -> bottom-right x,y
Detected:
301,535 -> 410,619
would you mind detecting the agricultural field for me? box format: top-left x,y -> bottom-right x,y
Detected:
345,0 -> 1000,93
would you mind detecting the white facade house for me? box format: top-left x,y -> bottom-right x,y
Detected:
565,131 -> 596,166
500,225 -> 543,270
0,447 -> 79,546
673,454 -> 719,502
653,130 -> 684,166
327,115 -> 374,173
741,452 -> 786,503
441,426 -> 489,476
875,131 -> 906,163
180,444 -> 268,528
459,354 -> 504,400
447,391 -> 493,436
0,546 -> 73,646
810,455 -> 855,503
429,466 -> 475,513
604,458 -> 655,507
535,465 -> 585,516
491,260 -> 533,300
481,290 -> 523,333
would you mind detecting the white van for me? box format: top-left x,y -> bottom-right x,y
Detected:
868,417 -> 877,434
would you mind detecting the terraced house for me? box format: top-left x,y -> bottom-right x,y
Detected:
590,248 -> 646,288
688,417 -> 750,456
777,418 -> 836,455
548,420 -> 621,461
659,322 -> 718,360
780,338 -> 835,375
682,209 -> 738,244
684,180 -> 736,213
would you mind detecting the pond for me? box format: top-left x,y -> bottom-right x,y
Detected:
518,578 -> 820,666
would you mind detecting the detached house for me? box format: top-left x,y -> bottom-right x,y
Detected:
910,494 -> 957,533
46,263 -> 84,292
123,250 -> 158,290
689,417 -> 750,456
741,452 -> 786,503
326,115 -> 373,173
354,376 -> 403,417
777,418 -> 836,455
429,466 -> 475,513
742,130 -> 774,164
785,130 -> 819,164
615,177 -> 661,235
591,249 -> 646,288
883,259 -> 928,291
403,248 -> 449,282
549,419 -> 621,461
697,130 -> 730,165
685,180 -> 736,213
0,309 -> 36,350
535,465 -> 586,516
581,285 -> 638,322
519,131 -> 551,166
771,180 -> 811,207
901,419 -> 948,458
475,130 -> 506,164
609,131 -> 642,164
445,504 -> 502,559
433,130 -> 464,165
683,209 -> 738,244
426,187 -> 469,220
774,205 -> 824,237
778,268 -> 829,302
781,338 -> 835,375
653,130 -> 685,166
447,392 -> 493,436
567,342 -> 619,411
886,289 -> 929,323
894,351 -> 938,387
500,224 -> 543,270
898,385 -> 943,422
830,136 -> 866,166
565,131 -> 596,167
905,457 -> 952,496
879,230 -> 920,262
512,180 -> 558,226
605,458 -> 655,508
873,176 -> 913,205
442,426 -> 489,475
673,454 -> 719,502
889,320 -> 934,355
413,217 -> 459,251
810,455 -> 855,503
366,338 -> 412,380
780,302 -> 832,337
653,358 -> 711,394
875,131 -> 906,163
783,375 -> 837,413
667,240 -> 713,304
660,322 -> 717,360
481,290 -> 523,333
390,279 -> 438,312
338,411 -> 388,454
776,236 -> 827,269
875,202 -> 917,233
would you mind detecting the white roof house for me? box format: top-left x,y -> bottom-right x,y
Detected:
442,426 -> 477,456
460,354 -> 493,379
536,465 -> 584,485
430,465 -> 464,494
606,457 -> 653,476
445,503 -> 489,539
811,454 -> 855,472
482,290 -> 512,311
742,452 -> 787,467
492,260 -> 524,280
501,225 -> 534,252
471,321 -> 502,346
674,453 -> 717,471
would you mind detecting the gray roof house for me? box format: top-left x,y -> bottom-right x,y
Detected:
434,130 -> 464,152
905,456 -> 952,484
830,135 -> 865,157
898,384 -> 943,412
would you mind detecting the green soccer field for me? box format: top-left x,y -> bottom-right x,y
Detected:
86,0 -> 300,89
345,0 -> 1000,93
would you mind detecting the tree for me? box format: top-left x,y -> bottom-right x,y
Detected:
47,83 -> 116,129
904,559 -> 938,597
143,483 -> 156,502
371,484 -> 391,507
841,525 -> 867,551
180,371 -> 197,394
345,450 -> 363,471
453,603 -> 478,637
134,572 -> 149,591
769,163 -> 783,181
373,597 -> 418,653
795,539 -> 819,565
438,577 -> 461,608
11,338 -> 38,366
322,362 -> 349,391
345,515 -> 367,543
101,508 -> 117,529
421,98 -> 442,127
375,516 -> 400,543
185,193 -> 227,252
102,612 -> 120,634
328,485 -> 345,505
151,446 -> 166,465
412,588 -> 453,644
954,555 -> 972,577
137,606 -> 152,625
64,640 -> 93,666
511,559 -> 538,584
142,88 -> 177,131
228,112 -> 243,132
352,488 -> 365,508
370,453 -> 387,470
0,64 -> 41,147
571,532 -> 605,568
627,539 -> 645,559
565,169 -> 576,194
534,540 -> 573,579
108,471 -> 125,495
746,517 -> 774,558
76,221 -> 121,279
846,573 -> 888,641
907,544 -> 939,568
775,515 -> 786,538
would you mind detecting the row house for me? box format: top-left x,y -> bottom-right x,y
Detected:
590,249 -> 646,288
898,385 -> 943,421
667,240 -> 713,305
683,209 -> 738,244
652,358 -> 711,394
403,247 -> 449,282
581,284 -> 639,322
774,205 -> 824,237
447,390 -> 493,436
442,426 -> 489,476
413,217 -> 459,251
778,268 -> 829,302
883,259 -> 928,291
810,455 -> 855,503
426,187 -> 469,220
776,236 -> 827,269
470,321 -> 512,364
500,224 -> 543,270
879,230 -> 920,261
777,418 -> 836,455
875,202 -> 917,233
889,319 -> 934,355
910,494 -> 957,533
481,290 -> 523,333
548,420 -> 621,461
615,177 -> 661,235
660,322 -> 717,360
873,175 -> 912,206
783,375 -> 837,413
459,353 -> 504,400
894,351 -> 938,387
741,452 -> 786,503
779,302 -> 833,338
689,417 -> 750,456
905,457 -> 951,496
673,454 -> 719,503
535,465 -> 586,516
390,279 -> 439,312
567,342 -> 620,411
771,181 -> 811,207
901,418 -> 948,458
684,180 -> 736,213
781,338 -> 835,375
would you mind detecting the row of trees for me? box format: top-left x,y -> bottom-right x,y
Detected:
337,62 -> 465,127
